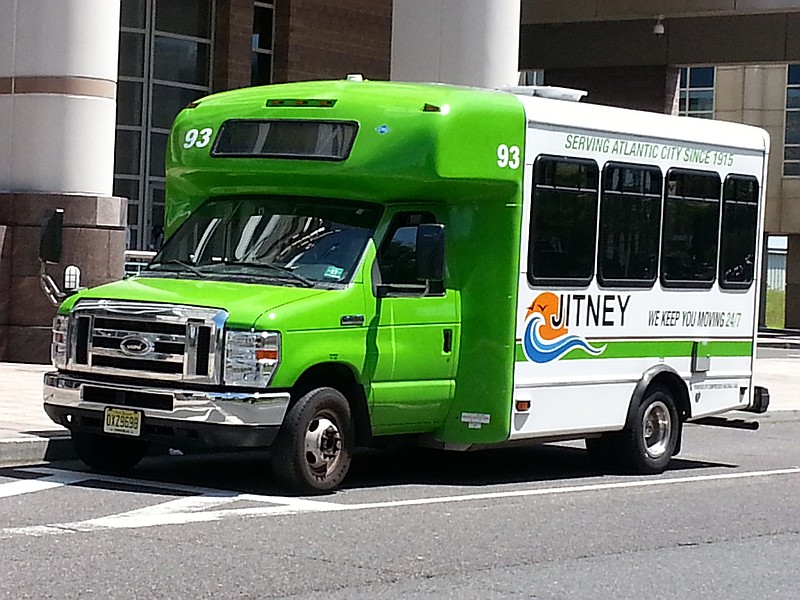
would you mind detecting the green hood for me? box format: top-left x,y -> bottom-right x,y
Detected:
62,276 -> 327,329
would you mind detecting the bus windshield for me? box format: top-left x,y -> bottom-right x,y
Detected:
146,196 -> 383,287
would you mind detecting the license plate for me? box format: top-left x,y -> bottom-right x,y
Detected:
103,407 -> 142,437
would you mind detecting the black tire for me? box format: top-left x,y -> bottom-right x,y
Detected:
617,385 -> 681,474
271,387 -> 353,494
72,432 -> 149,473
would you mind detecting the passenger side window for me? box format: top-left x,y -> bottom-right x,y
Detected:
598,163 -> 662,287
377,212 -> 443,295
719,175 -> 759,289
661,169 -> 721,288
529,156 -> 599,286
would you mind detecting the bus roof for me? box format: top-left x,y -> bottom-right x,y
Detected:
516,93 -> 770,154
165,79 -> 528,231
165,79 -> 769,234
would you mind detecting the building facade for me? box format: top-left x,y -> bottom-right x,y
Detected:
3,0 -> 800,363
116,0 -> 392,251
0,0 -> 391,362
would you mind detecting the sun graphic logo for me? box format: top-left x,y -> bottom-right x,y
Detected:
522,292 -> 606,364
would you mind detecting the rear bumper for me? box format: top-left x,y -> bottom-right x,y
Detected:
43,372 -> 290,448
744,385 -> 770,414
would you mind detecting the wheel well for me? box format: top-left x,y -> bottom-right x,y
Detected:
646,372 -> 691,422
627,366 -> 691,428
290,363 -> 372,445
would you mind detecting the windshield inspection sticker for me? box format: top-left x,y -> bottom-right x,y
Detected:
324,266 -> 345,279
461,412 -> 491,429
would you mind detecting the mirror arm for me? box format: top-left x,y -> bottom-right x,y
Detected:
39,262 -> 65,307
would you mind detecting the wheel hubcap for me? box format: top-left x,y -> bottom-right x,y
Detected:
642,400 -> 671,459
304,415 -> 341,477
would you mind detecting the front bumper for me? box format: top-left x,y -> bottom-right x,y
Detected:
43,372 -> 291,448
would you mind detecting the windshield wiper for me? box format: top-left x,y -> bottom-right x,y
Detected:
220,261 -> 315,287
147,259 -> 208,278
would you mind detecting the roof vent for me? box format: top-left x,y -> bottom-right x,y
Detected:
498,86 -> 587,102
346,73 -> 364,82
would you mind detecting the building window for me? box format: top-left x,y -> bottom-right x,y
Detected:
784,65 -> 800,176
252,1 -> 275,85
115,0 -> 215,250
521,70 -> 544,86
678,67 -> 715,119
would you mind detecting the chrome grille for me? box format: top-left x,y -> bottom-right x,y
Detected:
66,300 -> 228,384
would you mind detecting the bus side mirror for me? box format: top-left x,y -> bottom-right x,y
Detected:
416,224 -> 445,282
39,208 -> 64,264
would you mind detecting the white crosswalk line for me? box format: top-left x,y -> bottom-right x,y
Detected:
0,471 -> 90,499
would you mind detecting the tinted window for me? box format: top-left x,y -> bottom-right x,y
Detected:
599,163 -> 662,286
720,176 -> 759,289
155,0 -> 211,38
149,197 -> 382,287
529,157 -> 599,285
378,212 -> 443,295
213,120 -> 358,161
381,226 -> 420,285
661,170 -> 721,287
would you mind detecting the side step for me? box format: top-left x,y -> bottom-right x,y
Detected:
692,416 -> 760,430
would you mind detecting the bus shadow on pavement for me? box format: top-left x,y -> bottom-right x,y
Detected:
0,444 -> 735,497
342,443 -> 736,490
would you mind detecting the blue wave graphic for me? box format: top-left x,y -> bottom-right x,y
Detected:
522,314 -> 606,364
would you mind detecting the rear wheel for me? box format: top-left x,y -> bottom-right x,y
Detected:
72,431 -> 149,473
271,387 -> 353,494
618,385 -> 680,474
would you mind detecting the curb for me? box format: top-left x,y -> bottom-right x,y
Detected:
757,340 -> 800,350
0,435 -> 74,468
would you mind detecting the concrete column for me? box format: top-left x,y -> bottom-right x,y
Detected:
0,0 -> 125,363
786,234 -> 800,329
391,0 -> 521,88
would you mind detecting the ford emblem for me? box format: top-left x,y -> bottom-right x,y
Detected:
120,335 -> 153,356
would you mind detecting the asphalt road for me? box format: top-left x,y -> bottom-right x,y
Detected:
1,409 -> 798,599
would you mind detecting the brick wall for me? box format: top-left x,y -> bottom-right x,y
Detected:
214,0 -> 254,91
282,0 -> 392,82
215,0 -> 393,89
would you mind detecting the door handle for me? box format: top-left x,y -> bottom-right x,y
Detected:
443,328 -> 453,353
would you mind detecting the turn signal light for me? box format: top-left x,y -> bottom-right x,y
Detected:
255,349 -> 279,361
516,400 -> 531,412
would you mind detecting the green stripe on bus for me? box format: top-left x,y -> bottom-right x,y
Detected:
514,339 -> 753,362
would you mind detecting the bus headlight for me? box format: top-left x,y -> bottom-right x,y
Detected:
51,315 -> 69,369
224,330 -> 281,387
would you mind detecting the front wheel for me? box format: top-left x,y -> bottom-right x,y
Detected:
618,385 -> 681,474
72,431 -> 149,473
270,387 -> 354,494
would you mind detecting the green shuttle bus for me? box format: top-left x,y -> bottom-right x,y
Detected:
44,78 -> 770,492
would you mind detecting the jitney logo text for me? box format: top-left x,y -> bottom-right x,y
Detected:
522,292 -> 630,363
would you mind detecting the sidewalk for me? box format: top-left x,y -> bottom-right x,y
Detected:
0,363 -> 73,467
1,332 -> 799,468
